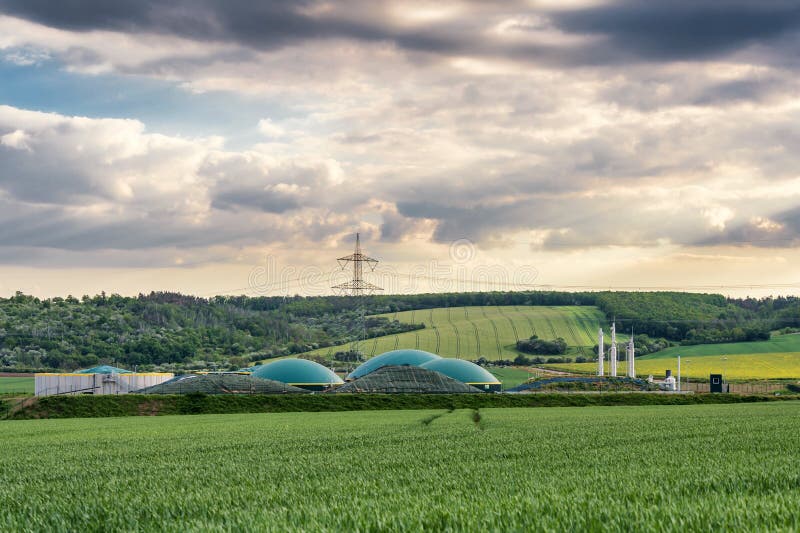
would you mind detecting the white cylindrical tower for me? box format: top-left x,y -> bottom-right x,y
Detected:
610,322 -> 617,377
597,328 -> 604,376
626,336 -> 635,378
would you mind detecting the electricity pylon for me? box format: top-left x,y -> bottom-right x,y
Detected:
331,233 -> 383,296
332,233 -> 382,364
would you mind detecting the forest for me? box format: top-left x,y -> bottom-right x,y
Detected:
0,290 -> 797,371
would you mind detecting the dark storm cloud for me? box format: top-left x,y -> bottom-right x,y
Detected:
5,0 -> 800,66
550,0 -> 800,62
0,0 -> 452,52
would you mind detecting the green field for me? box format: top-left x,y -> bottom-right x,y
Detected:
0,377 -> 33,395
649,333 -> 800,359
551,334 -> 800,379
303,305 -> 610,361
2,403 -> 799,530
487,367 -> 536,388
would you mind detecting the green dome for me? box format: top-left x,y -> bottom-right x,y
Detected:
75,365 -> 132,374
420,359 -> 500,386
348,349 -> 441,380
251,359 -> 343,386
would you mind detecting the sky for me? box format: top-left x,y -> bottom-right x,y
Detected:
0,0 -> 799,298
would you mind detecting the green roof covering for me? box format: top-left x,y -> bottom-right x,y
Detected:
134,374 -> 309,394
75,365 -> 132,374
348,349 -> 441,380
419,359 -> 500,385
251,359 -> 343,386
335,365 -> 481,394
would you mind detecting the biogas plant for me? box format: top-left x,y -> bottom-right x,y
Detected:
35,350 -> 502,396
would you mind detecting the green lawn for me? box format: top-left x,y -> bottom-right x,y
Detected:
487,366 -> 535,388
1,404 -> 799,530
301,305 -> 614,361
0,377 -> 33,395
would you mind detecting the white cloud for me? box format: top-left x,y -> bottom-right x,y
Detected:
257,118 -> 285,138
0,129 -> 32,151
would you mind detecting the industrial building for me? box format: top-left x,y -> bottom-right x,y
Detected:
347,349 -> 441,380
418,358 -> 501,391
348,350 -> 502,392
335,365 -> 482,394
249,359 -> 343,391
134,373 -> 309,394
35,366 -> 173,396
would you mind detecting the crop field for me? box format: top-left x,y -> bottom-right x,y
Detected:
0,377 -> 33,395
1,403 -> 799,531
549,353 -> 800,380
303,305 -> 612,361
550,336 -> 800,379
651,333 -> 800,359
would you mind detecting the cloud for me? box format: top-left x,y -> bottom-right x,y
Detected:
0,105 -> 371,264
1,2 -> 800,284
550,0 -> 800,62
257,118 -> 285,138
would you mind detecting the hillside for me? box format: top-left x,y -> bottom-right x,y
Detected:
1,289 -> 797,373
644,333 -> 800,359
300,306 -> 611,361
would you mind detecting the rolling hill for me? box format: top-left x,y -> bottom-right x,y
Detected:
301,305 -> 610,361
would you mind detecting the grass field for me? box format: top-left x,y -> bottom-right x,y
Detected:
303,305 -> 612,361
550,334 -> 800,379
0,377 -> 33,395
2,403 -> 799,530
650,333 -> 800,359
487,367 -> 535,388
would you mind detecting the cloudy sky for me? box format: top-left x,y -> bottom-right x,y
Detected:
0,0 -> 799,297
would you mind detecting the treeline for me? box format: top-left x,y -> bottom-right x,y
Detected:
1,289 -> 798,372
592,292 -> 799,343
0,292 -> 421,371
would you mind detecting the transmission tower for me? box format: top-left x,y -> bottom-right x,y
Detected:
332,233 -> 382,364
331,233 -> 383,296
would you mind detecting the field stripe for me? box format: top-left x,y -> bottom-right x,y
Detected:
515,306 -> 537,338
497,306 -> 520,342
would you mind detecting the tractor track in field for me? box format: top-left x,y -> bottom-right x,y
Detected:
562,315 -> 583,347
515,306 -> 537,338
480,307 -> 503,357
464,308 -> 482,357
429,308 -> 441,354
574,309 -> 600,345
542,313 -> 559,339
408,310 -> 421,349
496,306 -> 520,343
446,307 -> 461,357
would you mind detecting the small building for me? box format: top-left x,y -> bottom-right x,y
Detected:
250,359 -> 343,391
35,366 -> 173,396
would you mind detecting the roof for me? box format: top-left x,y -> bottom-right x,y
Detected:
251,359 -> 344,385
75,365 -> 132,374
335,365 -> 481,394
347,349 -> 441,380
419,359 -> 501,385
133,374 -> 309,394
